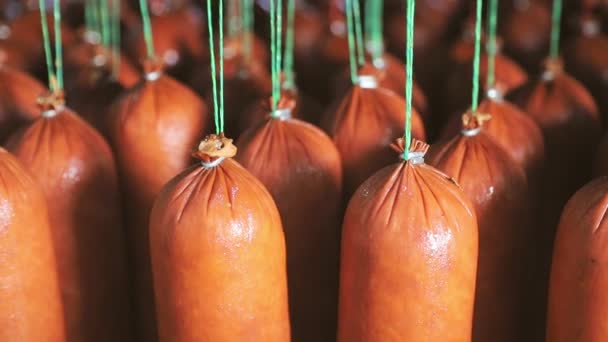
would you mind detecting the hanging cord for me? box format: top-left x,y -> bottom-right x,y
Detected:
111,0 -> 121,78
241,0 -> 253,60
352,0 -> 364,65
39,0 -> 55,92
87,0 -> 101,42
228,0 -> 240,37
269,0 -> 283,114
283,0 -> 295,89
485,0 -> 497,90
470,0 -> 482,113
365,0 -> 383,64
207,0 -> 226,134
139,0 -> 156,60
99,0 -> 110,47
53,0 -> 63,91
549,0 -> 562,59
345,0 -> 364,84
39,0 -> 63,93
403,0 -> 415,160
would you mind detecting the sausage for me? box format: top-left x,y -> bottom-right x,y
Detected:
0,64 -> 45,143
237,101 -> 342,341
509,58 -> 601,339
338,138 -> 478,341
546,177 -> 608,341
428,117 -> 534,342
320,71 -> 426,198
332,60 -> 429,123
499,1 -> 551,72
0,148 -> 66,341
150,134 -> 291,342
196,35 -> 271,138
107,64 -> 208,342
128,5 -> 206,79
441,44 -> 528,124
563,15 -> 608,117
441,97 -> 545,185
8,99 -> 133,341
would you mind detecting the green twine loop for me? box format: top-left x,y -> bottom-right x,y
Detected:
346,0 -> 364,84
241,0 -> 254,60
53,0 -> 63,91
352,0 -> 364,66
486,0 -> 497,90
39,0 -> 63,92
283,0 -> 296,89
138,0 -> 155,59
550,0 -> 562,59
111,0 -> 121,78
470,0 -> 482,113
99,0 -> 110,47
86,0 -> 101,41
207,0 -> 225,134
365,0 -> 384,63
403,0 -> 415,161
269,0 -> 283,114
39,0 -> 55,92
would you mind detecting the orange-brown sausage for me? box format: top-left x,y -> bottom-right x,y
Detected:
150,135 -> 291,342
321,72 -> 426,198
9,104 -> 132,341
428,122 -> 534,342
237,103 -> 342,341
0,148 -> 66,341
509,59 -> 601,339
107,66 -> 208,342
338,139 -> 478,341
547,177 -> 608,341
0,65 -> 45,142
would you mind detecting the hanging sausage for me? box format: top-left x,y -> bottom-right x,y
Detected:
8,4 -> 132,340
150,5 -> 290,338
107,2 -> 209,340
0,148 -> 66,341
546,177 -> 608,342
0,55 -> 45,143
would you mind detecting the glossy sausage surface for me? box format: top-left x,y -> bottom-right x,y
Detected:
108,72 -> 208,342
547,177 -> 608,342
0,148 -> 66,341
9,108 -> 133,342
428,130 -> 534,342
237,115 -> 342,341
150,156 -> 291,342
338,140 -> 478,341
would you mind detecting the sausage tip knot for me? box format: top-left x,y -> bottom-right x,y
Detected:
194,134 -> 237,167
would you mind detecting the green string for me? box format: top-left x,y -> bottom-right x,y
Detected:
90,0 -> 101,37
39,0 -> 55,92
228,0 -> 240,37
365,0 -> 384,62
470,0 -> 482,113
111,0 -> 121,77
549,0 -> 562,58
283,0 -> 295,89
85,0 -> 93,33
486,0 -> 497,90
345,0 -> 358,84
206,0 -> 225,134
403,0 -> 415,161
219,0 -> 225,132
352,0 -> 364,66
270,0 -> 283,113
241,0 -> 253,60
138,0 -> 155,59
53,0 -> 63,91
99,0 -> 110,47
